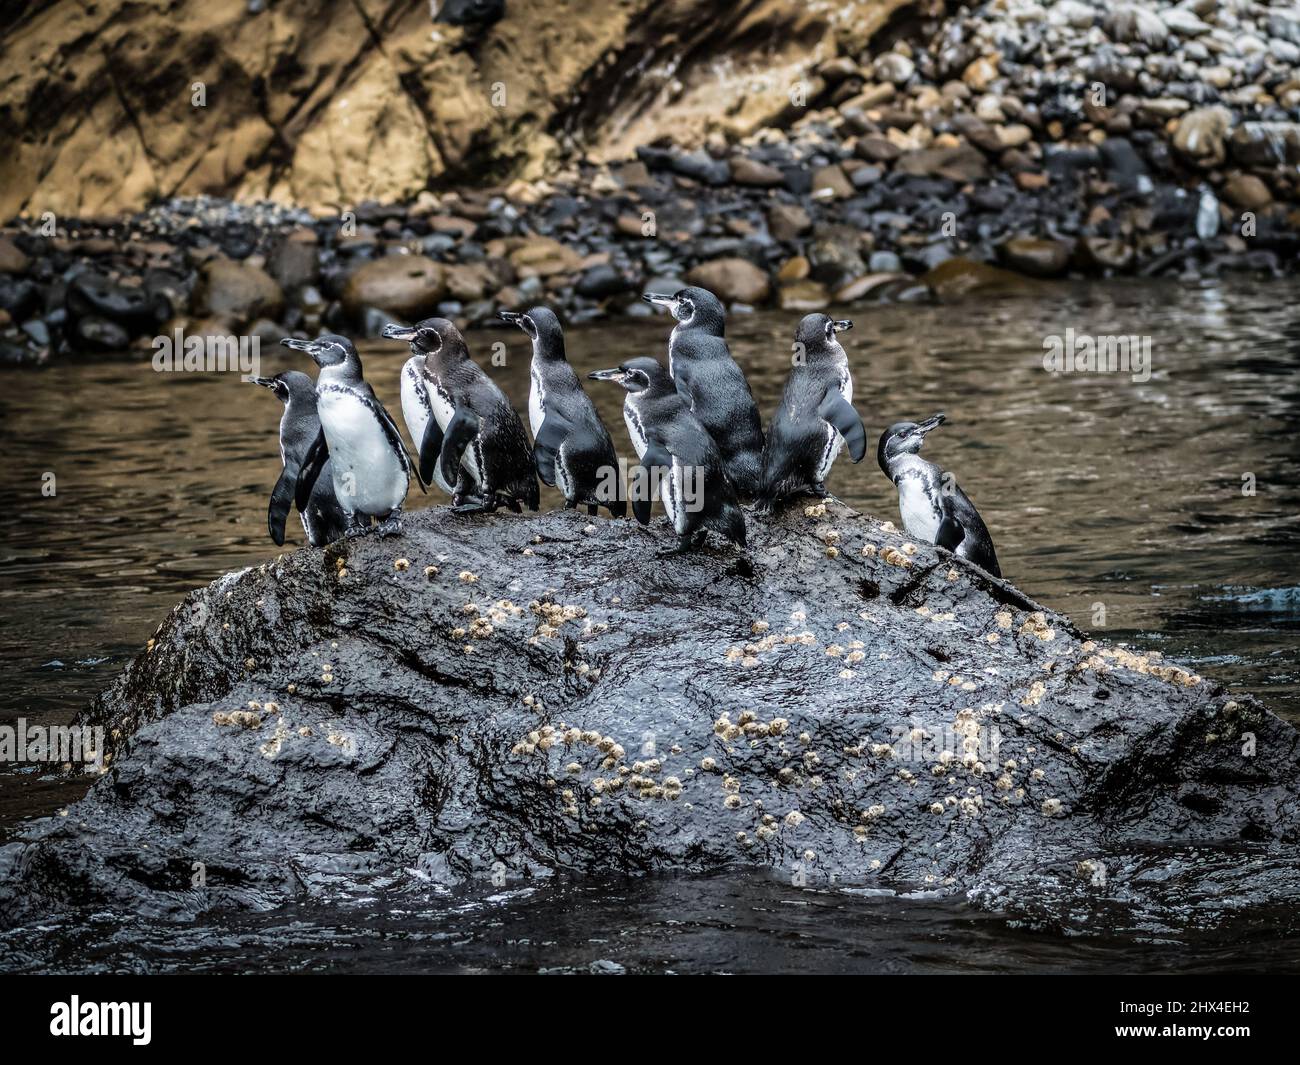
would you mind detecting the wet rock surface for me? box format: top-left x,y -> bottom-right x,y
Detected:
2,503 -> 1298,936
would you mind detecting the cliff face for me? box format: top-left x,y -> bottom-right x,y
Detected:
0,0 -> 908,220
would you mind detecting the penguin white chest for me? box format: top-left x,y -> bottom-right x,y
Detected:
661,457 -> 688,534
399,362 -> 433,464
401,365 -> 455,495
317,389 -> 405,515
816,424 -> 844,482
897,472 -> 942,544
528,364 -> 546,437
400,362 -> 429,441
624,397 -> 649,459
426,376 -> 457,430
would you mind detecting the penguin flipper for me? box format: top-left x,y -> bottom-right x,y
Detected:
268,463 -> 300,547
418,416 -> 446,488
440,407 -> 482,490
818,391 -> 866,462
533,412 -> 572,487
632,442 -> 672,526
294,428 -> 329,512
936,511 -> 966,553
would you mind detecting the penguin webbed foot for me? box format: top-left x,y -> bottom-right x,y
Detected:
451,495 -> 493,514
656,531 -> 707,557
376,508 -> 404,537
343,514 -> 370,538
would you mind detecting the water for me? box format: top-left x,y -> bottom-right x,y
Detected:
2,277 -> 1298,972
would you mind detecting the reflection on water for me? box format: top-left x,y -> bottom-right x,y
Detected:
3,870 -> 1299,975
1,277 -> 1298,971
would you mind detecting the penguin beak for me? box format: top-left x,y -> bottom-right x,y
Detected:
249,376 -> 276,389
917,413 -> 946,435
587,367 -> 626,383
832,319 -> 853,333
280,336 -> 324,365
642,293 -> 676,311
381,324 -> 417,342
497,310 -> 523,326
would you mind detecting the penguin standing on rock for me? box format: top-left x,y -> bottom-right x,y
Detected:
499,307 -> 626,518
250,371 -> 349,547
642,286 -> 764,495
877,414 -> 1001,577
280,334 -> 419,537
382,318 -> 539,513
589,357 -> 746,554
757,314 -> 865,512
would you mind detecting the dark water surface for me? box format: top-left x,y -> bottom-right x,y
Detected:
2,277 -> 1298,972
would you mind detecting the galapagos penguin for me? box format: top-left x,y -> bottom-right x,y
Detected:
398,340 -> 455,498
280,334 -> 418,537
250,370 -> 349,547
757,313 -> 865,512
641,286 -> 764,495
877,414 -> 1001,577
499,306 -> 625,518
382,318 -> 539,513
588,357 -> 746,554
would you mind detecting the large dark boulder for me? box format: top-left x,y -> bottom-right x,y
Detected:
2,504 -> 1299,937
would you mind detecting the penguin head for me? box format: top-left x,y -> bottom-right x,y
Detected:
797,313 -> 853,352
642,286 -> 725,335
250,369 -> 316,407
280,334 -> 362,380
878,413 -> 945,474
587,356 -> 668,394
499,307 -> 565,358
381,318 -> 468,367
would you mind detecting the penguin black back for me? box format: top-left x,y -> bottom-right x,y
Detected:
758,313 -> 865,511
642,286 -> 764,496
877,414 -> 1000,577
251,370 -> 348,547
589,356 -> 745,553
500,307 -> 624,517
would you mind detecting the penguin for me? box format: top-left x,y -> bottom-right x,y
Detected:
588,356 -> 746,554
279,334 -> 419,537
877,414 -> 1001,577
757,313 -> 865,512
641,286 -> 764,495
499,306 -> 626,518
250,370 -> 349,547
398,340 -> 455,498
381,318 -> 539,513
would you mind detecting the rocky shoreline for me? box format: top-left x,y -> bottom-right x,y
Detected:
2,0 -> 1298,366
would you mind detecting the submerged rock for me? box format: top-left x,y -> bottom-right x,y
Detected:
1,503 -> 1298,939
